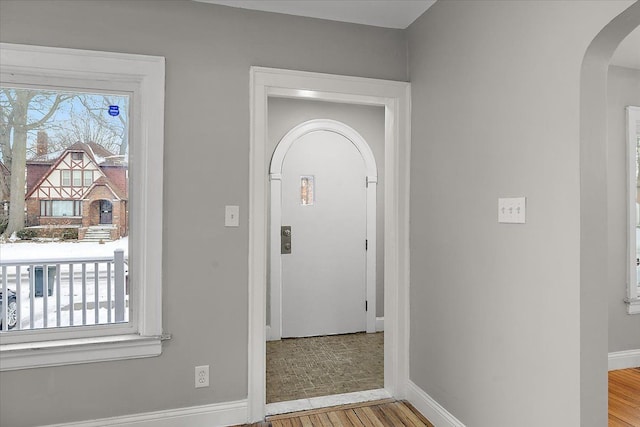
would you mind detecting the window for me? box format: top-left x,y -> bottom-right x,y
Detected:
61,170 -> 70,186
40,200 -> 82,217
627,106 -> 640,314
71,152 -> 83,161
301,176 -> 315,206
72,170 -> 82,186
0,43 -> 165,370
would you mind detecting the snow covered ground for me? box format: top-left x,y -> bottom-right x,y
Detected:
0,237 -> 128,262
0,238 -> 129,330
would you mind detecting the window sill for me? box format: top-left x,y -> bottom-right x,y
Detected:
625,297 -> 640,315
0,334 -> 166,371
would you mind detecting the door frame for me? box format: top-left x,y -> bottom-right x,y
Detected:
248,66 -> 411,422
269,119 -> 378,340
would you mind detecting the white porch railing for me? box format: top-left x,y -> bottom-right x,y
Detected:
0,249 -> 127,331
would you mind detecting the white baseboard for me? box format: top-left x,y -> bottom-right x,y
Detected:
376,317 -> 384,332
609,349 -> 640,371
43,399 -> 248,427
407,380 -> 465,427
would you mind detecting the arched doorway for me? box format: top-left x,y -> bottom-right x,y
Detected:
580,2 -> 640,423
88,199 -> 113,226
269,119 -> 378,340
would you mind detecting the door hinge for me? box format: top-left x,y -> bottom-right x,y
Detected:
365,300 -> 368,311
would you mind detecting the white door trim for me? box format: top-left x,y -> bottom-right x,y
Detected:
269,119 -> 378,340
249,66 -> 411,423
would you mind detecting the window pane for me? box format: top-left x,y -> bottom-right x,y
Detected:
0,86 -> 130,332
40,200 -> 49,216
51,200 -> 74,216
301,176 -> 314,206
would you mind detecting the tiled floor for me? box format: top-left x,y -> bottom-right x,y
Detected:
266,332 -> 384,403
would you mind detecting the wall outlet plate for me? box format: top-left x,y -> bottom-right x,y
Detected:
195,365 -> 209,388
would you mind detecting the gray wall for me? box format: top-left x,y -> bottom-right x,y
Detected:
267,99 -> 385,318
0,1 -> 406,426
407,1 -> 634,426
607,65 -> 640,353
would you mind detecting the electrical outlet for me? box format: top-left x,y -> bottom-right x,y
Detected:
195,365 -> 209,388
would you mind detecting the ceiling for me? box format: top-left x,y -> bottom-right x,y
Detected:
195,0 -> 436,29
196,0 -> 639,69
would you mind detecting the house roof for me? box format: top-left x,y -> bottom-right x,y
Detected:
25,142 -> 128,200
86,175 -> 127,200
28,142 -> 127,167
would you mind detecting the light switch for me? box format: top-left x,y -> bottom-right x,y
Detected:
498,197 -> 526,224
225,205 -> 239,227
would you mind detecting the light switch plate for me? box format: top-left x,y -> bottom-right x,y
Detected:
225,205 -> 239,227
498,197 -> 526,224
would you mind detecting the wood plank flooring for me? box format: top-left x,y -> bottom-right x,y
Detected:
609,368 -> 640,426
238,368 -> 640,427
238,399 -> 434,427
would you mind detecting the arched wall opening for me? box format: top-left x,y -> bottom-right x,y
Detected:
580,2 -> 640,424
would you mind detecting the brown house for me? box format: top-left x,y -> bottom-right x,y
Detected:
25,141 -> 128,240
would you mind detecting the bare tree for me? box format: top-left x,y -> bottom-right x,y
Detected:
48,107 -> 123,155
78,95 -> 128,155
0,89 -> 73,236
0,102 -> 13,202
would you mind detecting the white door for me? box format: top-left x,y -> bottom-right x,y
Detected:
281,129 -> 367,338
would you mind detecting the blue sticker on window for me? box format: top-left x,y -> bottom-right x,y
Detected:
108,105 -> 120,117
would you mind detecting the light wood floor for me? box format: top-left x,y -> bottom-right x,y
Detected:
237,368 -> 640,427
609,368 -> 640,426
239,399 -> 434,427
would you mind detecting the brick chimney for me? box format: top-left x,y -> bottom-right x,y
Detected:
36,131 -> 48,156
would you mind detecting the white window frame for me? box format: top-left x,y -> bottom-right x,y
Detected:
627,106 -> 640,315
0,43 -> 165,370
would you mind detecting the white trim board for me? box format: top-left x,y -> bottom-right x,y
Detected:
248,67 -> 411,422
626,106 -> 640,315
406,381 -> 466,427
41,400 -> 247,427
608,349 -> 640,371
266,389 -> 392,416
